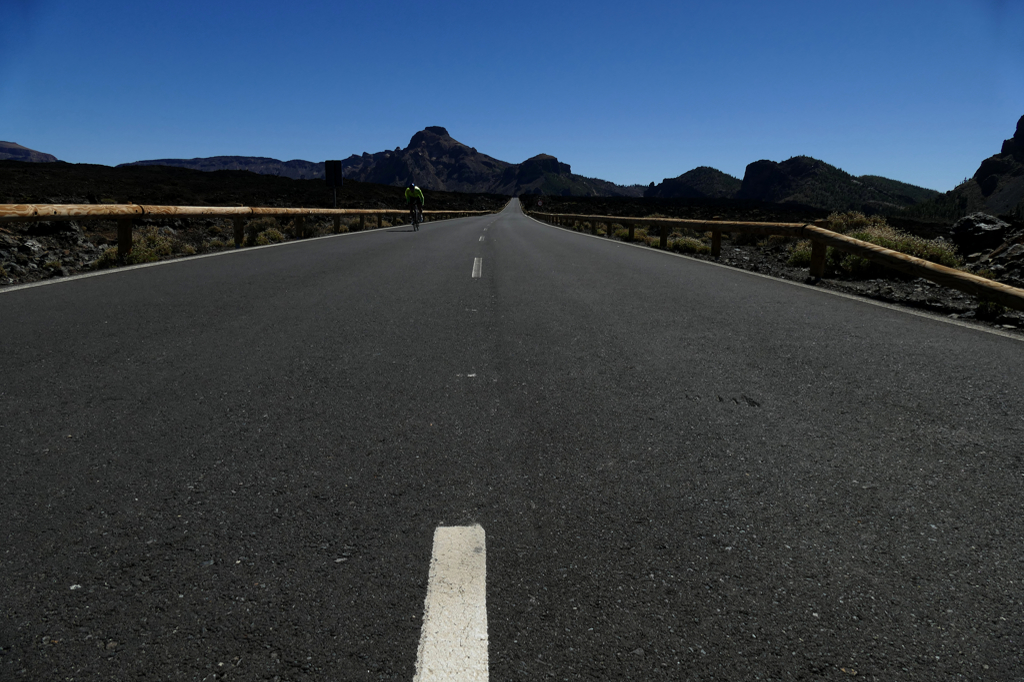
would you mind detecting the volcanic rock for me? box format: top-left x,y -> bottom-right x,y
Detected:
934,115 -> 1024,220
950,213 -> 1010,253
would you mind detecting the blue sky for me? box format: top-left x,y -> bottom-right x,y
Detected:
2,0 -> 1022,192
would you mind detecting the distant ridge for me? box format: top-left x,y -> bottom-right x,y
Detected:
645,167 -> 742,199
119,156 -> 324,180
0,141 -> 57,163
735,156 -> 940,213
118,127 -> 645,197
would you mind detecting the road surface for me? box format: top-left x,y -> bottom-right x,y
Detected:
2,199 -> 1022,680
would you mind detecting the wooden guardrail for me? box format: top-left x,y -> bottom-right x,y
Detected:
528,211 -> 1024,313
0,204 -> 493,259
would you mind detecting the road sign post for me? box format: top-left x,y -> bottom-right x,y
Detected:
325,160 -> 343,209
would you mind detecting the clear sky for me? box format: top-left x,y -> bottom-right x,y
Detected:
2,0 -> 1022,192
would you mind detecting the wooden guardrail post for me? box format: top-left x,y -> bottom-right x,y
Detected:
711,230 -> 722,258
810,240 -> 827,278
333,216 -> 341,234
117,219 -> 133,260
376,215 -> 382,229
359,215 -> 365,231
233,216 -> 244,248
627,223 -> 635,241
660,223 -> 669,249
296,216 -> 306,239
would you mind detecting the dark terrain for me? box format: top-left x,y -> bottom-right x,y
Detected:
0,161 -> 507,284
519,195 -> 1024,334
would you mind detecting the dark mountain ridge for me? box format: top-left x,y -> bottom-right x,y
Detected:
339,127 -> 645,197
0,141 -> 57,163
645,157 -> 939,215
120,156 -> 324,180
736,156 -> 940,213
898,115 -> 1024,223
119,127 -> 645,198
645,167 -> 742,199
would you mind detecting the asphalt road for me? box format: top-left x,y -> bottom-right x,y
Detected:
2,199 -> 1023,681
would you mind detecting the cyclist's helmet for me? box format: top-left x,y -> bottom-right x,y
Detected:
407,181 -> 416,189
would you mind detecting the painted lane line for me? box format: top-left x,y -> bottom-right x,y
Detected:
472,258 -> 483,278
479,236 -> 484,242
413,525 -> 488,682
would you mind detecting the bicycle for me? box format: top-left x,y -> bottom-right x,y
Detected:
410,203 -> 423,231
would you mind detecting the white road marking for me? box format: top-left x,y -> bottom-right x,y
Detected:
414,525 -> 488,682
472,258 -> 483,278
479,236 -> 484,242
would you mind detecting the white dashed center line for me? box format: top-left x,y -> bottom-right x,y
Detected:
414,525 -> 488,682
472,258 -> 482,278
479,236 -> 484,242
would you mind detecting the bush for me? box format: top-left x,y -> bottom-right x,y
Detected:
826,211 -> 889,234
975,300 -> 1007,320
246,217 -> 279,245
668,236 -> 711,255
93,226 -> 195,269
255,228 -> 286,246
787,212 -> 962,277
788,240 -> 813,267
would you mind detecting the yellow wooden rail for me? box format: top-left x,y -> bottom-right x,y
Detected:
0,203 -> 493,256
528,211 -> 1024,313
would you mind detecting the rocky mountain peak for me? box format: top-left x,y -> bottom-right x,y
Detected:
408,126 -> 453,148
1000,115 -> 1024,160
521,154 -> 570,175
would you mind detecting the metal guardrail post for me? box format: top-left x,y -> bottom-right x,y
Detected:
117,219 -> 133,260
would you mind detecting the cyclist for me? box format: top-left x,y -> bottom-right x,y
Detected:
405,182 -> 425,230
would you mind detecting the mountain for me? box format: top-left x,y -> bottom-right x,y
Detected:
120,156 -> 324,180
340,127 -> 644,197
644,167 -> 742,199
735,155 -> 940,213
339,127 -> 510,192
0,141 -> 58,163
117,127 -> 644,197
952,115 -> 1024,219
884,115 -> 1024,224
